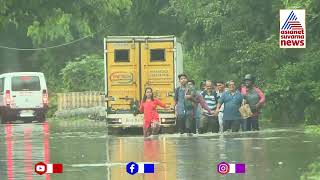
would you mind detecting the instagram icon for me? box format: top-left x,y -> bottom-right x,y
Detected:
217,162 -> 245,175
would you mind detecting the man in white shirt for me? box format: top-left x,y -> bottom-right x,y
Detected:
216,81 -> 226,133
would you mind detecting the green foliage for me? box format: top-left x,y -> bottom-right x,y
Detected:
27,8 -> 74,45
266,48 -> 320,123
0,0 -> 132,41
61,55 -> 104,92
165,0 -> 320,123
300,157 -> 320,180
47,93 -> 57,118
305,125 -> 320,135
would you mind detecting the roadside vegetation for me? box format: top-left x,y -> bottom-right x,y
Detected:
304,125 -> 320,135
300,157 -> 320,180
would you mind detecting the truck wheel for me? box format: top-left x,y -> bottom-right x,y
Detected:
161,126 -> 176,134
107,127 -> 122,135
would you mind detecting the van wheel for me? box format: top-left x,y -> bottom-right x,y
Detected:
37,114 -> 46,123
0,114 -> 6,124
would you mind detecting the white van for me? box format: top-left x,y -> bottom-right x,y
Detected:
0,72 -> 48,123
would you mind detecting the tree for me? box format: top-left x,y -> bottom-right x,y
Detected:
61,54 -> 104,92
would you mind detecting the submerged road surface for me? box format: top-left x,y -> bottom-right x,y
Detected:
0,121 -> 320,180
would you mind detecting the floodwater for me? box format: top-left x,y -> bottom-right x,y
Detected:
1,121 -> 320,180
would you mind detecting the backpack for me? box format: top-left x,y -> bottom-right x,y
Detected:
184,88 -> 197,111
241,86 -> 264,101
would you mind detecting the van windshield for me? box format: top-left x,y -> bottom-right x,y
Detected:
11,76 -> 41,91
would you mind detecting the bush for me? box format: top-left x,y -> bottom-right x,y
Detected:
47,93 -> 58,118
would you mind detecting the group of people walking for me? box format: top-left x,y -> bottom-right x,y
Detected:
139,73 -> 265,137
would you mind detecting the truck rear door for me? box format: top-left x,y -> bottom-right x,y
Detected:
106,38 -> 175,112
106,42 -> 140,111
140,41 -> 175,110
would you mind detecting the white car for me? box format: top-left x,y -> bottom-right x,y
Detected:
0,72 -> 49,123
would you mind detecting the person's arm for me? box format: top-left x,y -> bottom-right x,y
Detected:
184,88 -> 193,100
156,99 -> 167,108
215,94 -> 224,115
174,88 -> 179,105
189,91 -> 198,103
254,87 -> 266,109
185,94 -> 193,100
198,96 -> 211,114
139,101 -> 144,113
215,103 -> 221,116
255,87 -> 265,104
240,94 -> 244,105
240,87 -> 248,104
240,86 -> 247,95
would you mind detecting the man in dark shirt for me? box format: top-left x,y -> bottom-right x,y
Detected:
174,74 -> 188,134
240,74 -> 265,131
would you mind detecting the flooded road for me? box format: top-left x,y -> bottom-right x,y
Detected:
1,121 -> 320,180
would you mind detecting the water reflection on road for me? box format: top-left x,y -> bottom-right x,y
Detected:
1,122 -> 320,180
0,123 -> 50,180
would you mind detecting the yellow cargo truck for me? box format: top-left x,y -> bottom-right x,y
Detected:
103,36 -> 183,133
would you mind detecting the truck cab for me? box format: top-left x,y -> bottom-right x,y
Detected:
104,36 -> 183,133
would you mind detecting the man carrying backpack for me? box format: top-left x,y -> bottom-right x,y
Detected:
240,74 -> 266,131
185,80 -> 212,135
174,74 -> 188,134
199,80 -> 220,134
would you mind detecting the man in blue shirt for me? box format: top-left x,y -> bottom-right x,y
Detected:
214,80 -> 243,132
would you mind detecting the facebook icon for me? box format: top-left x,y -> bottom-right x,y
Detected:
126,162 -> 155,175
126,162 -> 138,175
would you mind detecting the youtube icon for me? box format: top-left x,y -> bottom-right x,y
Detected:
35,162 -> 63,175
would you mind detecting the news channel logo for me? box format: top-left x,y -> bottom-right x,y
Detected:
126,162 -> 155,175
34,162 -> 63,175
217,162 -> 246,175
279,9 -> 306,48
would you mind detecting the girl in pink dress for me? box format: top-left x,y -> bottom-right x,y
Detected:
139,87 -> 167,137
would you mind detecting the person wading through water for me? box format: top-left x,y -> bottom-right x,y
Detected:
240,74 -> 265,131
140,87 -> 168,137
216,81 -> 226,133
174,74 -> 188,134
199,80 -> 220,134
185,80 -> 212,135
215,80 -> 243,132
